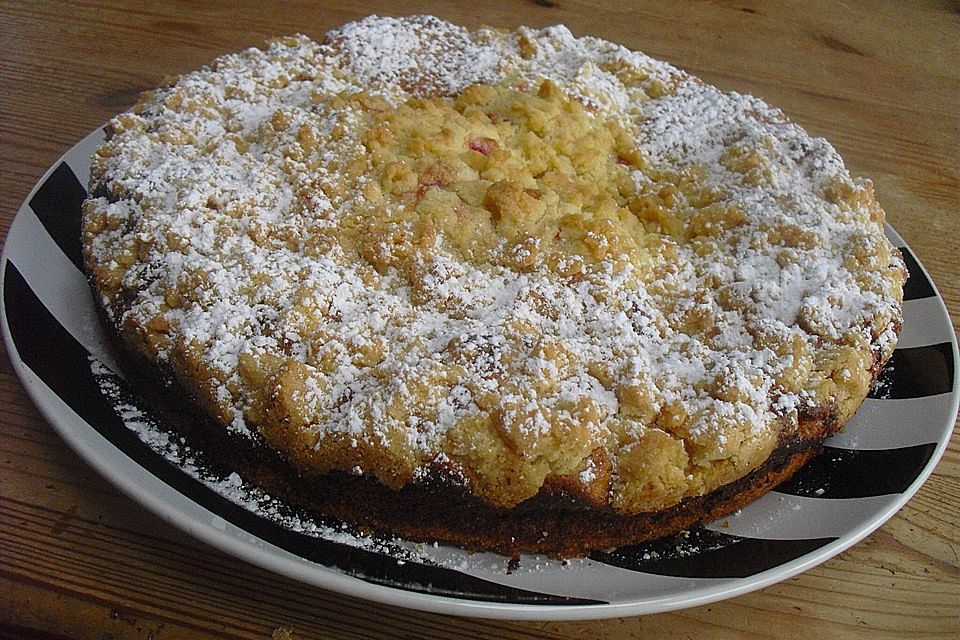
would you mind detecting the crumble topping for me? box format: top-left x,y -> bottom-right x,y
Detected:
82,15 -> 905,514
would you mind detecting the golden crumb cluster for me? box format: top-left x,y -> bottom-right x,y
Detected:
82,16 -> 905,524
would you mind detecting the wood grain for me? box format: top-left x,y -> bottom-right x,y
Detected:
1,1 -> 957,637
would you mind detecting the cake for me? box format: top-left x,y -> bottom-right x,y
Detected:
81,15 -> 907,557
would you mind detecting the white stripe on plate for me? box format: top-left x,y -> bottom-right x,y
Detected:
393,541 -> 725,601
898,296 -> 954,349
826,394 -> 952,450
63,128 -> 104,190
706,492 -> 890,540
884,224 -> 905,247
485,554 -> 721,601
4,206 -> 123,376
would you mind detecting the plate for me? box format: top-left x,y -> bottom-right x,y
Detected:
2,128 -> 957,620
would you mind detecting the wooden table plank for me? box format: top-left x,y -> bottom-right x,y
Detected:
1,1 -> 958,637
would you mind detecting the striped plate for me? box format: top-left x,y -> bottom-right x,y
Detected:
2,127 -> 957,620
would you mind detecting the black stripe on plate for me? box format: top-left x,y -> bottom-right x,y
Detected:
28,162 -> 87,272
3,261 -> 602,606
900,249 -> 936,301
773,443 -> 936,499
868,342 -> 954,400
591,528 -> 835,579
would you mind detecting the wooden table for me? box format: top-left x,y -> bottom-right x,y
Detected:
1,1 -> 957,637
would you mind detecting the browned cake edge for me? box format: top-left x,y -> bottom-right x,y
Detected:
95,294 -> 894,558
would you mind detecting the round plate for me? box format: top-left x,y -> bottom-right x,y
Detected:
2,128 -> 957,620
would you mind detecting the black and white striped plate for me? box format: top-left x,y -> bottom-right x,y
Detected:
3,128 -> 957,620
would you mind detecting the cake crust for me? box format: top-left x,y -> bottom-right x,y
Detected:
81,16 -> 906,556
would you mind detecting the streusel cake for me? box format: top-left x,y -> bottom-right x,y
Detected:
81,15 -> 906,556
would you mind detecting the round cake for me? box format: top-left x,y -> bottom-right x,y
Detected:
81,15 -> 906,557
